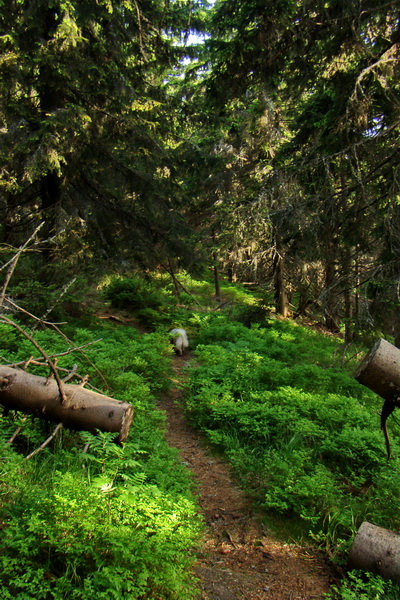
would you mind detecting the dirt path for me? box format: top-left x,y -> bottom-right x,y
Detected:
158,354 -> 337,600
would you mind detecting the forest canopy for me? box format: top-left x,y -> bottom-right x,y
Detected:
0,0 -> 399,340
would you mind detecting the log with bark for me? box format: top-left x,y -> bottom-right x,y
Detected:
0,365 -> 133,443
355,338 -> 400,459
348,521 -> 400,582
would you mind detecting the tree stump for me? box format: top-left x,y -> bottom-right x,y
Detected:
0,366 -> 133,442
348,521 -> 400,582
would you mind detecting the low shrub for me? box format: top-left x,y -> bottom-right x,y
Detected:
104,276 -> 168,312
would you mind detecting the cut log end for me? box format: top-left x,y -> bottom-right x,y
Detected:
355,338 -> 400,404
355,339 -> 400,459
118,404 -> 134,443
354,338 -> 383,380
348,522 -> 400,583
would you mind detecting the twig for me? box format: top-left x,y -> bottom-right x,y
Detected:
6,415 -> 28,444
4,297 -> 66,326
51,323 -> 110,390
22,356 -> 35,371
2,294 -> 109,393
32,277 -> 77,330
212,299 -> 233,311
0,222 -> 45,306
79,375 -> 89,387
25,423 -> 63,460
62,364 -> 78,383
3,339 -> 103,368
161,263 -> 202,306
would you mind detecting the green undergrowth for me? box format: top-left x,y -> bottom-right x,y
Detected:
183,315 -> 400,560
325,570 -> 400,600
2,268 -> 400,600
0,321 -> 202,599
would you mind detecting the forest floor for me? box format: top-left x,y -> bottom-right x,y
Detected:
158,351 -> 339,600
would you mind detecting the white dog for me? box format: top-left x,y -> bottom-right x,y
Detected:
169,328 -> 189,356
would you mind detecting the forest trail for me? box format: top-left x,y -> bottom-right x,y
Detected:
158,353 -> 338,600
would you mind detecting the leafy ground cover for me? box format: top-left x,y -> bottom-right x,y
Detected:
0,321 -> 202,599
182,314 -> 400,588
2,271 -> 400,599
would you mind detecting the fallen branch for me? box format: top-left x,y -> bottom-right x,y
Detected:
62,364 -> 78,383
161,263 -> 202,306
6,415 -> 28,444
3,297 -> 66,326
25,422 -> 63,460
0,222 -> 45,307
32,277 -> 77,330
348,521 -> 400,582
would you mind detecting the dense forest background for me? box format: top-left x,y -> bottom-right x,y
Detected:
1,0 -> 399,341
1,1 -> 400,599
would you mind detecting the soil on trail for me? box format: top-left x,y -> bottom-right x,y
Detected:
158,353 -> 338,600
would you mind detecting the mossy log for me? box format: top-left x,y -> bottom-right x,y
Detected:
348,521 -> 400,582
0,365 -> 133,442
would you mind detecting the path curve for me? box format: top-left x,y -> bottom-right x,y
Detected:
158,353 -> 337,600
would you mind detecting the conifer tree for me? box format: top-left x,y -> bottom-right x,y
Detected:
0,0 -> 208,274
192,0 -> 400,331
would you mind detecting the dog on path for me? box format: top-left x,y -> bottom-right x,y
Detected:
169,328 -> 189,356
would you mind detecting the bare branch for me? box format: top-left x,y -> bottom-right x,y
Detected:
6,415 -> 28,445
4,339 -> 103,368
25,423 -> 63,460
0,316 -> 68,404
0,222 -> 45,307
3,297 -> 66,326
62,364 -> 78,383
32,277 -> 77,330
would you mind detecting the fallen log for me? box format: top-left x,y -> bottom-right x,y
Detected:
0,365 -> 133,443
355,338 -> 400,459
355,338 -> 400,403
348,521 -> 400,582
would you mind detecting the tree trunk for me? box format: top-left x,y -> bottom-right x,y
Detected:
213,253 -> 221,302
295,263 -> 310,318
227,266 -> 237,283
274,252 -> 289,318
343,248 -> 354,344
0,366 -> 133,442
324,254 -> 340,332
348,521 -> 400,583
167,259 -> 181,299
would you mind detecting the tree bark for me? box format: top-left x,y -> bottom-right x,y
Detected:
0,366 -> 133,442
348,521 -> 400,582
324,256 -> 340,332
213,252 -> 221,302
274,251 -> 289,318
